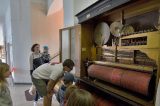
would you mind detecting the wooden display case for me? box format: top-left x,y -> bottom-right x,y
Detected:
75,0 -> 160,106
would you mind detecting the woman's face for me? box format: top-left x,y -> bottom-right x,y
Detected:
34,45 -> 40,53
4,70 -> 11,78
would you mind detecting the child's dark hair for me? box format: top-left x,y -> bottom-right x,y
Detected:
31,43 -> 39,52
63,59 -> 74,70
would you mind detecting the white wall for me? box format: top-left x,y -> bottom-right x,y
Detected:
47,0 -> 63,16
63,0 -> 98,26
4,6 -> 12,44
2,0 -> 97,84
3,0 -> 63,83
4,2 -> 13,67
47,0 -> 54,10
63,0 -> 74,27
31,0 -> 64,62
10,0 -> 32,83
73,0 -> 98,15
0,25 -> 3,45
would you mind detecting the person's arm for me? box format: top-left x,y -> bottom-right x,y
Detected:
47,74 -> 63,93
55,87 -> 61,103
47,79 -> 57,93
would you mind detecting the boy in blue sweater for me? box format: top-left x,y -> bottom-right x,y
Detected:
56,72 -> 74,106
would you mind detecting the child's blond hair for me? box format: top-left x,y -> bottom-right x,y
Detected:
64,85 -> 77,100
0,63 -> 9,88
66,89 -> 95,106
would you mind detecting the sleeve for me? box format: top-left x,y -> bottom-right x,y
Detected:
47,54 -> 50,62
29,54 -> 33,70
55,88 -> 61,103
48,54 -> 51,60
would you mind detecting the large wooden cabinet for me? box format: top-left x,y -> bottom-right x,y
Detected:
75,0 -> 160,106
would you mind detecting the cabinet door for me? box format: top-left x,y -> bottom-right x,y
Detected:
61,29 -> 70,62
70,28 -> 76,62
74,25 -> 81,77
60,25 -> 81,76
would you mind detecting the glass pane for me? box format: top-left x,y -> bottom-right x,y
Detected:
62,30 -> 70,62
70,28 -> 76,62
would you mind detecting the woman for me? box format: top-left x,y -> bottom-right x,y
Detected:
0,63 -> 12,106
30,43 -> 43,75
29,43 -> 44,104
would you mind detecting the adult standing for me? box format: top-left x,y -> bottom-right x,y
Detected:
29,43 -> 44,105
30,43 -> 44,75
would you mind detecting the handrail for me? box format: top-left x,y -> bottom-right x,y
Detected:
50,52 -> 60,61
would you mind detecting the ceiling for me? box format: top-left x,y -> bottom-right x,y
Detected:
47,0 -> 63,16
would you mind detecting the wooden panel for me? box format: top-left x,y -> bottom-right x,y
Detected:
125,10 -> 159,32
75,25 -> 81,77
61,29 -> 70,61
124,0 -> 160,19
120,31 -> 160,49
60,25 -> 81,77
81,23 -> 94,77
94,61 -> 155,73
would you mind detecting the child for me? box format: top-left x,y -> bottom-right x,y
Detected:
66,89 -> 95,106
64,85 -> 77,106
32,59 -> 74,106
30,43 -> 44,105
56,72 -> 75,106
0,63 -> 12,106
42,45 -> 50,63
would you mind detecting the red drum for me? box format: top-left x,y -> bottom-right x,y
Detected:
88,64 -> 153,96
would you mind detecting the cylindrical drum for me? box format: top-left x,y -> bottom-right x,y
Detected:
88,64 -> 154,96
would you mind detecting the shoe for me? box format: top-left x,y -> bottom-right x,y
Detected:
38,97 -> 43,101
33,101 -> 37,106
